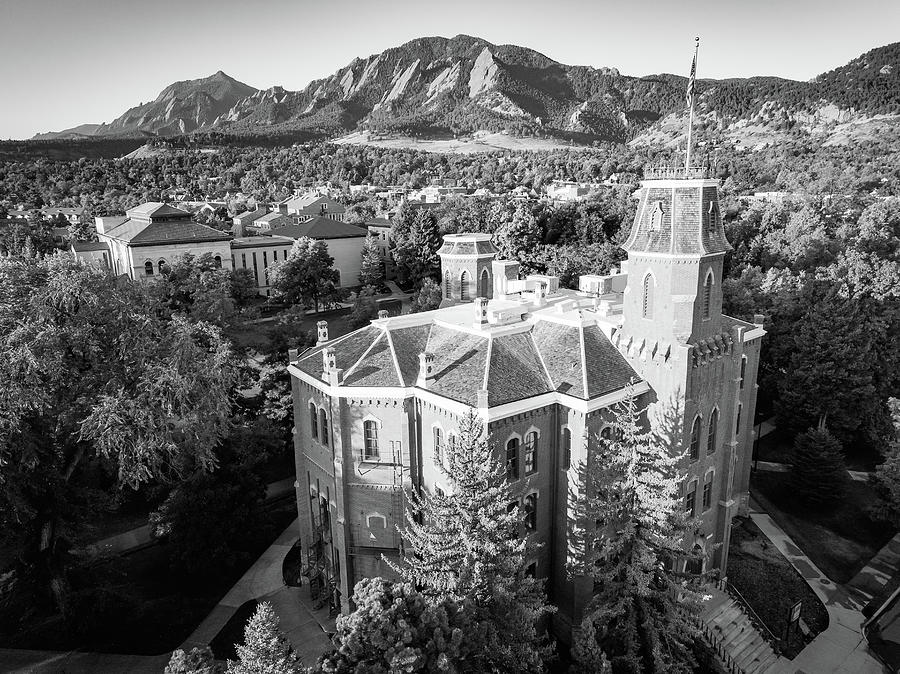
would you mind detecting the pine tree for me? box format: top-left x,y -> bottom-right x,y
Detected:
873,399 -> 900,526
227,602 -> 300,674
569,393 -> 704,674
388,412 -> 554,673
165,646 -> 222,674
790,424 -> 847,507
358,233 -> 385,288
409,277 -> 443,313
270,237 -> 343,312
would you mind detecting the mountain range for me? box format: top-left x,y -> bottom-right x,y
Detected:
33,35 -> 900,146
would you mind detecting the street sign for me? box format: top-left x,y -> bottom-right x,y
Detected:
789,600 -> 802,624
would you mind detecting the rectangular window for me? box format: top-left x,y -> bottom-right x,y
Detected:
524,432 -> 537,475
562,428 -> 571,470
252,252 -> 259,282
685,482 -> 697,517
703,475 -> 713,511
363,420 -> 379,461
263,251 -> 268,269
241,252 -> 247,268
524,493 -> 537,531
506,439 -> 519,481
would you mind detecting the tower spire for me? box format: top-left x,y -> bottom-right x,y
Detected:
684,37 -> 700,172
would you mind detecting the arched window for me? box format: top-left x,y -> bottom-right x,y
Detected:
367,513 -> 386,530
600,426 -> 612,444
319,409 -> 329,447
444,271 -> 451,299
363,420 -> 379,461
309,403 -> 318,439
524,431 -> 538,475
507,500 -> 519,539
506,437 -> 520,481
686,543 -> 704,575
739,356 -> 747,390
651,202 -> 664,231
214,255 -> 222,268
524,493 -> 537,531
460,270 -> 470,302
479,268 -> 490,298
703,471 -> 714,511
144,260 -> 154,276
562,428 -> 572,470
707,409 -> 719,455
702,270 -> 713,319
433,426 -> 444,466
642,273 -> 654,319
689,417 -> 701,461
158,259 -> 167,273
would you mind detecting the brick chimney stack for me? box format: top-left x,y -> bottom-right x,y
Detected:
416,352 -> 435,388
322,346 -> 342,386
316,320 -> 329,345
377,309 -> 389,320
473,297 -> 488,327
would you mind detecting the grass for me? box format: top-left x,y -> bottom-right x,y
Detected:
0,500 -> 297,655
727,517 -> 829,658
751,470 -> 895,583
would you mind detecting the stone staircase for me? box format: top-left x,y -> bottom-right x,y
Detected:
698,585 -> 783,673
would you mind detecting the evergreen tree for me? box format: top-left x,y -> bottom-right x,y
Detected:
269,237 -> 343,312
790,425 -> 847,507
347,284 -> 379,329
311,578 -> 479,673
408,277 -> 443,313
165,646 -> 222,674
228,602 -> 300,674
358,233 -> 385,288
872,399 -> 900,526
388,412 -> 554,673
569,393 -> 703,674
392,209 -> 441,286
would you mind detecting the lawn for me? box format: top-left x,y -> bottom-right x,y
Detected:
751,470 -> 895,583
0,500 -> 298,655
727,517 -> 829,658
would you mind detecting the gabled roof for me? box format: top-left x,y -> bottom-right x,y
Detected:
72,241 -> 109,252
230,235 -> 295,249
101,208 -> 231,246
284,195 -> 346,214
234,207 -> 267,224
270,216 -> 367,241
126,203 -> 191,221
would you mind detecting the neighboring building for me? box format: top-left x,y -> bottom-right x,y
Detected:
250,212 -> 293,233
545,180 -> 602,202
71,240 -> 110,268
92,203 -> 232,280
281,195 -> 347,222
232,207 -> 268,236
7,206 -> 85,224
287,169 -> 765,638
365,217 -> 395,281
230,235 -> 295,296
270,215 -> 367,288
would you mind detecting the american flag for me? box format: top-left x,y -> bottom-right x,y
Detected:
686,47 -> 697,109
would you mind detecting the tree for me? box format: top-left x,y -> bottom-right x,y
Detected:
269,237 -> 343,312
67,218 -> 96,243
311,578 -> 479,673
790,425 -> 847,507
230,268 -> 259,308
0,253 -> 237,610
165,646 -> 222,674
568,393 -> 704,674
151,252 -> 237,326
358,233 -> 385,288
392,208 -> 441,286
408,277 -> 443,313
228,602 -> 300,674
388,412 -> 553,673
872,399 -> 900,526
347,284 -> 379,329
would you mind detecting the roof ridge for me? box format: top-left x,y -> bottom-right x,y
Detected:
578,322 -> 589,398
529,327 -> 555,390
384,328 -> 405,386
482,334 -> 493,392
342,328 -> 383,379
296,328 -> 361,362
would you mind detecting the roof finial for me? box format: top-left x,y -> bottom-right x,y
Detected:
684,37 -> 700,173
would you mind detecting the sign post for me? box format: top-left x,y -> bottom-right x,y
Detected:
784,600 -> 802,645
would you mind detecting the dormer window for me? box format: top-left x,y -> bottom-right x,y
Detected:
650,202 -> 664,232
707,201 -> 718,233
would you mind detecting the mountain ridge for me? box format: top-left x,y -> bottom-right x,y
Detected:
34,36 -> 900,145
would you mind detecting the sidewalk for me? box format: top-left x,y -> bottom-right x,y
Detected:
749,506 -> 886,673
755,461 -> 872,483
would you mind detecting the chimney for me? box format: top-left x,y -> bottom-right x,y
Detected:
322,347 -> 342,386
532,281 -> 547,307
492,260 -> 519,297
477,389 -> 489,409
416,352 -> 435,388
316,320 -> 329,345
473,297 -> 488,327
377,309 -> 389,320
288,347 -> 299,363
753,314 -> 765,327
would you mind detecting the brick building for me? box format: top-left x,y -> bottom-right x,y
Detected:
287,169 -> 764,638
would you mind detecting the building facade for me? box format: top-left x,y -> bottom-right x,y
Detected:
287,171 -> 764,638
230,235 -> 295,296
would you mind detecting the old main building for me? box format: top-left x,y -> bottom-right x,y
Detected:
288,168 -> 765,636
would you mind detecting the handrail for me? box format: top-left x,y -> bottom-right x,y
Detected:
722,579 -> 782,653
643,165 -> 711,180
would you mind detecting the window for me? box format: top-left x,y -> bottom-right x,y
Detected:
689,417 -> 701,461
433,426 -> 444,465
686,544 -> 704,575
642,273 -> 654,319
562,428 -> 572,470
158,259 -> 167,273
703,472 -> 714,511
707,409 -> 718,455
363,420 -> 379,461
736,403 -> 743,434
600,426 -> 612,443
252,252 -> 259,281
309,403 -> 318,439
740,356 -> 747,390
144,260 -> 154,276
702,270 -> 713,319
685,481 -> 697,517
460,271 -> 470,301
524,431 -> 538,475
479,268 -> 490,298
319,409 -> 329,446
524,493 -> 537,531
367,514 -> 386,530
444,271 -> 451,299
507,501 -> 519,539
262,251 -> 268,269
214,255 -> 222,268
650,202 -> 664,231
241,252 -> 247,268
525,562 -> 537,578
506,438 -> 520,481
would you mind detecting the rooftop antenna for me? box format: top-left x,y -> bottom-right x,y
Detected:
684,37 -> 700,172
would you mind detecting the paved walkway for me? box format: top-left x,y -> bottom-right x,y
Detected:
182,518 -> 335,667
755,461 -> 872,483
749,506 -> 887,673
849,533 -> 900,605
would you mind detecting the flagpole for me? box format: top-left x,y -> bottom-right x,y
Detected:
685,37 -> 700,172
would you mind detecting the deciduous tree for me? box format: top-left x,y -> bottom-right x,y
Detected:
269,237 -> 343,312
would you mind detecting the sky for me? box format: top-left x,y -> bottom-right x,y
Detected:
1,0 -> 897,139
